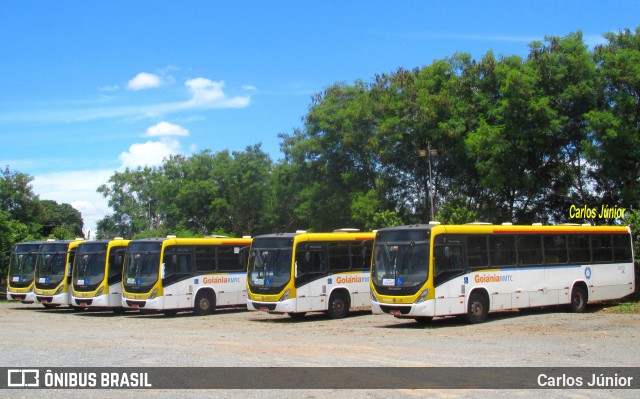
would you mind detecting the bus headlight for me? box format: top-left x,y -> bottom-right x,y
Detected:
148,288 -> 159,300
371,291 -> 379,303
54,285 -> 64,295
95,286 -> 104,297
414,289 -> 430,304
279,290 -> 290,302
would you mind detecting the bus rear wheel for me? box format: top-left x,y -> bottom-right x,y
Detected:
465,292 -> 488,324
194,291 -> 216,316
327,292 -> 349,319
570,285 -> 588,313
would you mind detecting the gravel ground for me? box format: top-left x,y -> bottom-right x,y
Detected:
1,301 -> 638,398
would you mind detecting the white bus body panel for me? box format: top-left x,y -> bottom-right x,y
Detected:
374,262 -> 635,318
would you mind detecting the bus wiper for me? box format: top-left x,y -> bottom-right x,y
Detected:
401,242 -> 415,274
265,249 -> 281,283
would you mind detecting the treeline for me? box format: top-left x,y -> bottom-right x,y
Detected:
1,166 -> 84,277
97,29 -> 639,240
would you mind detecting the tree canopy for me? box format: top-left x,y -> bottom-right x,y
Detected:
93,29 -> 639,239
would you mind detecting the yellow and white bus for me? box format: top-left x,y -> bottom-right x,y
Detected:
6,241 -> 44,303
34,239 -> 84,308
371,224 -> 635,323
247,231 -> 375,319
121,236 -> 252,315
71,238 -> 130,310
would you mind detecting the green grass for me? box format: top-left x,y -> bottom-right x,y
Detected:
608,299 -> 640,314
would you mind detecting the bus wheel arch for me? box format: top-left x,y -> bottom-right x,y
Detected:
465,289 -> 489,324
570,282 -> 588,313
327,289 -> 350,319
194,288 -> 216,316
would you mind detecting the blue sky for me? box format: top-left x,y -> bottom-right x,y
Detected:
1,1 -> 638,237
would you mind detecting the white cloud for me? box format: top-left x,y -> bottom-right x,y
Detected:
127,72 -> 162,90
142,121 -> 189,138
242,85 -> 257,91
119,138 -> 182,169
32,170 -> 114,238
0,76 -> 250,124
182,78 -> 250,109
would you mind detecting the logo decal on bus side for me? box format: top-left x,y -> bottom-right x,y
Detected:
585,267 -> 592,280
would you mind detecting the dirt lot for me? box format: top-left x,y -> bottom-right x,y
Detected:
1,301 -> 639,398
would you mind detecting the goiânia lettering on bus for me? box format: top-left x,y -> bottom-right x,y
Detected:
202,276 -> 242,284
474,274 -> 513,283
335,275 -> 370,284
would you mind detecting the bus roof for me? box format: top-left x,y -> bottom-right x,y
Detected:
128,237 -> 252,245
376,224 -> 630,235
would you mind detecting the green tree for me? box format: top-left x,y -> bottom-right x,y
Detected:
586,28 -> 640,210
97,166 -> 160,238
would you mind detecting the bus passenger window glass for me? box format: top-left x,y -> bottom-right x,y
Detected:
435,245 -> 463,275
466,236 -> 488,267
164,249 -> 192,275
516,236 -> 543,265
350,241 -> 373,271
543,235 -> 567,264
109,249 -> 125,279
489,236 -> 515,266
612,234 -> 632,261
196,247 -> 215,272
568,235 -> 590,263
217,246 -> 244,271
328,242 -> 350,271
296,249 -> 325,276
591,235 -> 612,262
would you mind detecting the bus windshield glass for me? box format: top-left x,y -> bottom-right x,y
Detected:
9,244 -> 39,285
123,241 -> 161,291
372,229 -> 431,291
248,237 -> 293,291
73,242 -> 108,289
36,243 -> 69,286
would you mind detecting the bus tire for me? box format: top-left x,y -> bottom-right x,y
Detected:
327,292 -> 349,319
570,285 -> 588,313
466,291 -> 488,324
194,291 -> 216,316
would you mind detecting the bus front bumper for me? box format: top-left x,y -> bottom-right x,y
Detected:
247,299 -> 295,313
35,292 -> 70,306
371,300 -> 435,318
121,295 -> 163,311
7,291 -> 36,303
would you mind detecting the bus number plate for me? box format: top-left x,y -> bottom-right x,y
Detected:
260,307 -> 269,312
390,310 -> 401,316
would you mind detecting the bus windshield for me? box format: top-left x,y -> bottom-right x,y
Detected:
248,237 -> 293,292
8,244 -> 39,285
35,243 -> 69,287
73,242 -> 108,290
372,229 -> 431,292
123,241 -> 161,291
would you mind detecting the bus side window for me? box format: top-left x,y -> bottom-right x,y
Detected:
489,236 -> 515,266
568,235 -> 590,263
543,235 -> 567,264
434,245 -> 462,275
516,235 -> 542,265
466,236 -> 488,268
612,234 -> 632,261
591,235 -> 613,262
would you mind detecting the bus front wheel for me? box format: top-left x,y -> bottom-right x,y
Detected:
194,291 -> 216,316
327,292 -> 349,319
465,292 -> 488,324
